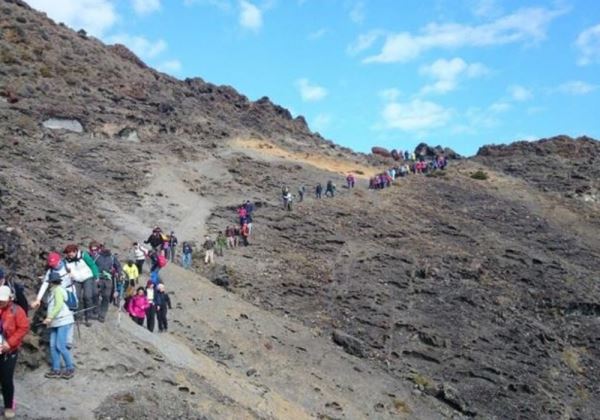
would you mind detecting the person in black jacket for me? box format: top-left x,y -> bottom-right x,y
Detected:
144,227 -> 163,253
155,283 -> 172,333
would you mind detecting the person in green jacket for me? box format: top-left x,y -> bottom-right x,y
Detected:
215,232 -> 227,257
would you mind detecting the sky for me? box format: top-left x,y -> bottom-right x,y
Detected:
25,0 -> 600,156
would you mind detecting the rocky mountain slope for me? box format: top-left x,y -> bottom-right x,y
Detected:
1,1 -> 600,419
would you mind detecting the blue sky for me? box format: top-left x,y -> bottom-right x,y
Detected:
27,0 -> 600,156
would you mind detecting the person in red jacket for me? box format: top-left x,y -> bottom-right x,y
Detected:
0,285 -> 29,419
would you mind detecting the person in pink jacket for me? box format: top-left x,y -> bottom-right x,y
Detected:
127,287 -> 149,326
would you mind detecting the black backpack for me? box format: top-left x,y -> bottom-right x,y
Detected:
6,277 -> 28,315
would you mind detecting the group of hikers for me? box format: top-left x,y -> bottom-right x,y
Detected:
282,180 -> 337,210
201,200 -> 256,264
369,155 -> 448,189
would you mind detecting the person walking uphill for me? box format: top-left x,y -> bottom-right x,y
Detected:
63,244 -> 99,326
42,273 -> 75,380
131,242 -> 148,274
93,246 -> 122,323
127,287 -> 149,326
203,236 -> 215,265
0,285 -> 29,419
181,242 -> 193,269
155,284 -> 172,333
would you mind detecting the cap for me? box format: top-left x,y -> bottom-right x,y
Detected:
0,285 -> 11,301
157,283 -> 165,291
48,271 -> 63,283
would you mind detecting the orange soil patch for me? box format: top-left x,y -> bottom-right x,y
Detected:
231,138 -> 378,178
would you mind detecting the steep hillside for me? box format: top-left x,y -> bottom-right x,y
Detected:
1,1 -> 600,419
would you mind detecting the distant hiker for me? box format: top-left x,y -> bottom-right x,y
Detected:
234,226 -> 241,247
182,242 -> 193,269
0,285 -> 29,418
243,200 -> 255,214
225,226 -> 236,248
144,227 -> 163,254
155,284 -> 172,333
346,174 -> 355,188
123,260 -> 139,288
237,206 -> 247,225
404,150 -> 409,160
325,180 -> 336,197
63,244 -> 99,327
240,222 -> 250,246
0,267 -> 28,316
127,287 -> 149,326
93,246 -> 122,323
315,183 -> 323,199
42,273 -> 75,380
145,281 -> 156,332
298,185 -> 305,202
167,231 -> 178,263
215,232 -> 226,257
131,242 -> 148,274
283,192 -> 293,211
203,235 -> 215,265
410,152 -> 416,161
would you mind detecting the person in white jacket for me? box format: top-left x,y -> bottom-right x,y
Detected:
42,272 -> 75,379
132,242 -> 148,274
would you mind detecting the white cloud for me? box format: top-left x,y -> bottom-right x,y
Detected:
381,99 -> 452,131
26,0 -> 118,37
313,113 -> 332,131
419,57 -> 489,95
239,0 -> 262,31
509,85 -> 533,101
379,88 -> 401,102
157,59 -> 182,73
575,23 -> 600,66
295,78 -> 328,102
132,0 -> 160,15
471,0 -> 502,18
108,34 -> 167,59
489,101 -> 511,113
346,30 -> 382,55
349,1 -> 365,24
184,0 -> 232,11
308,28 -> 328,40
556,80 -> 598,95
360,6 -> 567,63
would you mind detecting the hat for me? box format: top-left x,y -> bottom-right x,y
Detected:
157,283 -> 165,291
146,280 -> 154,287
0,286 -> 11,301
48,271 -> 63,283
0,267 -> 4,279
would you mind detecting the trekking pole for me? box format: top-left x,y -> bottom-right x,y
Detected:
34,306 -> 98,327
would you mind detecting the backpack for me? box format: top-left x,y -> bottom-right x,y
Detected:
157,254 -> 168,268
7,279 -> 29,316
65,289 -> 78,311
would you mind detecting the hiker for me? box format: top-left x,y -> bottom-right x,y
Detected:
42,272 -> 75,380
127,287 -> 149,326
131,242 -> 148,274
315,183 -> 323,199
145,281 -> 156,332
244,200 -> 255,214
0,268 -> 28,315
298,185 -> 305,202
404,150 -> 410,160
225,226 -> 236,248
237,206 -> 247,226
283,192 -> 293,211
325,180 -> 335,197
63,244 -> 99,327
181,242 -> 193,269
346,174 -> 355,188
123,259 -> 139,289
215,232 -> 226,257
167,231 -> 178,262
144,227 -> 163,254
92,245 -> 122,323
155,284 -> 172,333
240,222 -> 250,246
203,235 -> 215,265
31,252 -> 72,310
0,285 -> 29,419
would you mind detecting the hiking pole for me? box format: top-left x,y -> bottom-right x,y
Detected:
34,306 -> 98,327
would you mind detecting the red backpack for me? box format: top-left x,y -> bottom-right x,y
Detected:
157,254 -> 168,268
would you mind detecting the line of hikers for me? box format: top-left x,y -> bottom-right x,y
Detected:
369,156 -> 449,189
202,200 -> 256,264
281,181 -> 337,210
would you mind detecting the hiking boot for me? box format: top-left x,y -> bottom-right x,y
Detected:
61,369 -> 75,380
98,317 -> 105,323
3,408 -> 15,418
84,320 -> 92,327
44,370 -> 62,379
